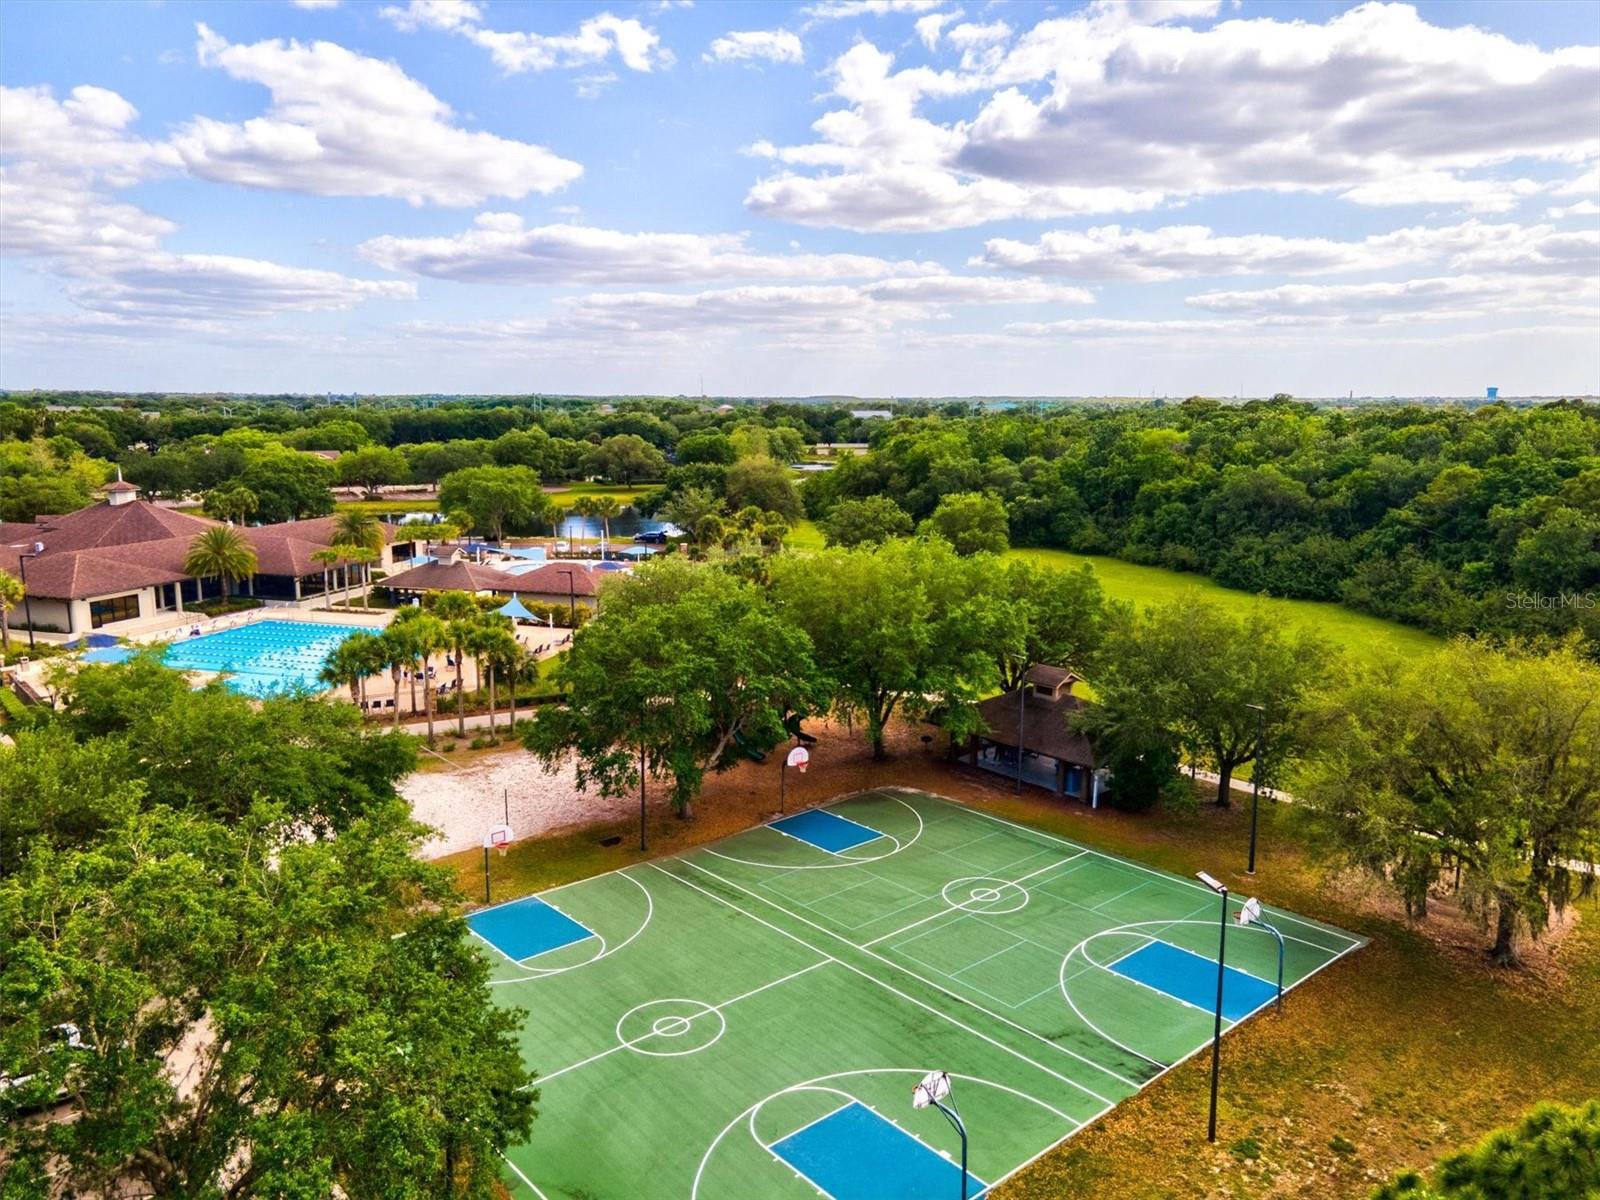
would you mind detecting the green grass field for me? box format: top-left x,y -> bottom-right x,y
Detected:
476,789 -> 1361,1198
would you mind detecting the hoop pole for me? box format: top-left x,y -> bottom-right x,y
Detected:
1208,885 -> 1227,1143
931,1097 -> 968,1200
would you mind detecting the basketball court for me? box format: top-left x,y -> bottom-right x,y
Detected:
473,788 -> 1364,1198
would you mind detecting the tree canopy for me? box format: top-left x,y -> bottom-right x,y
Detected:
1294,638 -> 1600,963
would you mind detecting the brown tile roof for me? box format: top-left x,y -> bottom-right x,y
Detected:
380,560 -> 528,594
510,562 -> 600,597
7,499 -> 217,553
974,686 -> 1095,767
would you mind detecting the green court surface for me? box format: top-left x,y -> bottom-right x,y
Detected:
479,789 -> 1365,1199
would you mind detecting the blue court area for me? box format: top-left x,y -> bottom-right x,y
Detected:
771,1101 -> 985,1200
1108,939 -> 1278,1021
769,810 -> 884,855
468,895 -> 596,963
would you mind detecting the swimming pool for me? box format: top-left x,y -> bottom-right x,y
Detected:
161,619 -> 370,697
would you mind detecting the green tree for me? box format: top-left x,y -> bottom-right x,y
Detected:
332,508 -> 385,554
433,590 -> 480,736
200,483 -> 259,525
389,607 -> 448,744
335,445 -> 411,498
0,800 -> 535,1197
585,434 -> 667,484
525,558 -> 826,817
312,546 -> 343,604
1295,639 -> 1600,964
319,628 -> 386,708
820,496 -> 913,548
438,465 -> 548,541
675,431 -> 736,466
920,491 -> 1011,556
238,447 -> 335,523
1371,1099 -> 1600,1199
0,567 -> 22,653
725,458 -> 801,520
574,495 -> 624,546
183,526 -> 258,599
996,558 -> 1118,689
661,486 -> 725,540
1093,595 -> 1334,807
771,538 -> 1015,759
475,623 -> 521,737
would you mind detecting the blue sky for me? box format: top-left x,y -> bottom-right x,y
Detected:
1,0 -> 1596,397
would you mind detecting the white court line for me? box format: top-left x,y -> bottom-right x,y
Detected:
486,871 -> 655,986
532,958 -> 832,1087
767,814 -> 884,858
1089,880 -> 1149,912
765,1098 -> 857,1152
653,863 -> 1120,1108
927,794 -> 1365,951
862,851 -> 1086,948
500,1152 -> 551,1199
676,857 -> 1140,1095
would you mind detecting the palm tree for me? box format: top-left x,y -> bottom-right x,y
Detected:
584,495 -> 622,555
391,607 -> 447,743
480,626 -> 522,737
374,627 -> 411,730
311,547 -> 342,605
500,637 -> 532,734
432,590 -> 479,736
0,568 -> 22,654
332,509 -> 384,554
184,526 -> 258,600
319,630 -> 382,708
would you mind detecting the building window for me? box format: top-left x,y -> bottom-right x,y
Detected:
89,593 -> 142,627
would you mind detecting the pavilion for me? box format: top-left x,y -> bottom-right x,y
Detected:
962,664 -> 1103,805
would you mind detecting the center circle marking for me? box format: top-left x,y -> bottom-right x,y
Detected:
615,998 -> 727,1058
941,875 -> 1030,914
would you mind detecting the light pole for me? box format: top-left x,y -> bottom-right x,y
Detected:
912,1070 -> 970,1200
1237,896 -> 1285,1013
1245,703 -> 1265,875
18,542 -> 43,650
555,567 -> 576,625
1016,665 -> 1026,795
1197,870 -> 1229,1143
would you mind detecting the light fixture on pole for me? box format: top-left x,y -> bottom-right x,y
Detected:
1244,703 -> 1265,875
912,1070 -> 971,1200
1196,870 -> 1229,1143
1236,896 -> 1285,1013
555,568 -> 577,625
18,541 -> 43,650
780,744 -> 809,815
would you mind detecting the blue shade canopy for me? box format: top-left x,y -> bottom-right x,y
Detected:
67,633 -> 120,648
499,546 -> 548,561
497,594 -> 536,620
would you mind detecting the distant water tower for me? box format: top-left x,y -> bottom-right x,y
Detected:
1486,386 -> 1499,399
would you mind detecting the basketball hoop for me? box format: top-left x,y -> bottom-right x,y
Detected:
485,823 -> 514,857
912,1069 -> 950,1110
786,746 -> 810,774
1236,896 -> 1262,926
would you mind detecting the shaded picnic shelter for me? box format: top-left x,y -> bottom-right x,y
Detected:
961,664 -> 1103,805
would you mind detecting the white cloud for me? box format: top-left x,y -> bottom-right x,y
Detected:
914,10 -> 961,51
1,78 -> 414,327
384,3 -> 671,74
171,24 -> 581,205
291,0 -> 341,9
357,213 -> 936,283
1186,272 -> 1598,323
946,21 -> 1011,48
377,1 -> 481,33
705,30 -> 804,65
750,2 -> 1600,231
803,1 -> 944,20
973,219 -> 1600,281
1549,199 -> 1600,218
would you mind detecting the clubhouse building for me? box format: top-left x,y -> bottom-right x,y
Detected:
0,483 -> 415,637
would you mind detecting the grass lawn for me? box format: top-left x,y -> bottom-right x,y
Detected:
439,720 -> 1596,1199
544,481 -> 653,506
335,497 -> 438,515
1009,547 -> 1442,666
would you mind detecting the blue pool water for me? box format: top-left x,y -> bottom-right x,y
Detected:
161,620 -> 370,697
